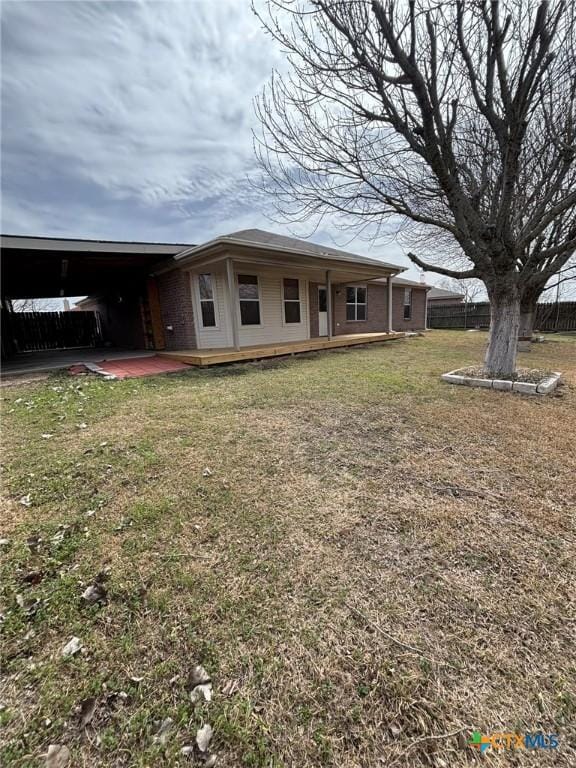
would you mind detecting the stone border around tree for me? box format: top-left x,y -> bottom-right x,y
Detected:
441,369 -> 562,395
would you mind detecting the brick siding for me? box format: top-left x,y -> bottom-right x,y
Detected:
332,282 -> 427,335
391,285 -> 427,330
157,269 -> 196,350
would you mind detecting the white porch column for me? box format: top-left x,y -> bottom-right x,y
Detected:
326,270 -> 333,340
226,257 -> 240,351
387,275 -> 394,332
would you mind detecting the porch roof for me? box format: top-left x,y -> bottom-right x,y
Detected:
171,228 -> 404,281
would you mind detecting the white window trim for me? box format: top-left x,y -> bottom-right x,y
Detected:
281,276 -> 303,326
193,272 -> 220,331
345,284 -> 368,322
237,273 -> 263,328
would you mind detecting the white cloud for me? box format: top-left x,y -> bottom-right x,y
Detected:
2,0 -> 278,203
1,0 -> 423,278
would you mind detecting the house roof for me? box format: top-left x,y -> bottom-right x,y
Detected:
174,228 -> 404,273
427,286 -> 465,300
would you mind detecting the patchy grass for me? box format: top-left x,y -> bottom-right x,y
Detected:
1,331 -> 575,767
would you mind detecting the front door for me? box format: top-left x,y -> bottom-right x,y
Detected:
318,286 -> 328,336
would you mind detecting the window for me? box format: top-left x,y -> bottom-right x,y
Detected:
346,286 -> 367,321
238,274 -> 261,325
283,278 -> 301,323
403,288 -> 412,320
198,273 -> 216,328
318,287 -> 327,313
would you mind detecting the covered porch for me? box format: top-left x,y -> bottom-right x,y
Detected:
164,232 -> 402,353
160,331 -> 405,367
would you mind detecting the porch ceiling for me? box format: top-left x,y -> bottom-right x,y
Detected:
1,236 -> 183,299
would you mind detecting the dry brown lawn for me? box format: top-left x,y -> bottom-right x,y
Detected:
1,331 -> 575,767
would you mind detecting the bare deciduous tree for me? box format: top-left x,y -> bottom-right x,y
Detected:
254,0 -> 576,375
438,277 -> 485,304
12,298 -> 63,312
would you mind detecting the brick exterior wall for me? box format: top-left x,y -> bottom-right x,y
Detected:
333,283 -> 385,335
331,282 -> 427,336
391,285 -> 427,331
157,269 -> 196,350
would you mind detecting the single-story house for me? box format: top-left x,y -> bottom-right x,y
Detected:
427,286 -> 464,305
151,230 -> 429,355
2,229 -> 429,365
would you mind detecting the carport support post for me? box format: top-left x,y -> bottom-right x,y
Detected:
326,270 -> 333,340
226,257 -> 240,351
387,275 -> 394,332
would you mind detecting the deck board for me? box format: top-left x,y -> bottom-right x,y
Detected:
159,332 -> 406,366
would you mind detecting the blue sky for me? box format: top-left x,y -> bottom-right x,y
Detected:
1,0 -> 426,283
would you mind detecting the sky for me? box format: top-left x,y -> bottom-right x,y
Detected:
0,0 -> 423,289
2,1 -> 573,303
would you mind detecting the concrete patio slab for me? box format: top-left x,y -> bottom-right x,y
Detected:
1,348 -> 154,377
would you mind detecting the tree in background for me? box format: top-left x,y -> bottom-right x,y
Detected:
255,0 -> 576,375
519,255 -> 576,336
438,277 -> 485,306
12,298 -> 64,312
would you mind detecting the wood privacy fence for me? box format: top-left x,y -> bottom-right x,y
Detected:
2,310 -> 103,353
427,301 -> 576,332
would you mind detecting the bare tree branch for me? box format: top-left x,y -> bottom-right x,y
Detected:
253,0 -> 576,374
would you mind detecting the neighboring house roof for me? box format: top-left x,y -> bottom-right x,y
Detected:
374,275 -> 430,289
73,296 -> 98,308
427,286 -> 465,301
174,228 -> 404,273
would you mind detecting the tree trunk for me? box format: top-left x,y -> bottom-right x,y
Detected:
518,306 -> 535,339
485,286 -> 521,376
518,292 -> 539,340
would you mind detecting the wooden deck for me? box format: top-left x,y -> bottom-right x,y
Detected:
159,332 -> 405,367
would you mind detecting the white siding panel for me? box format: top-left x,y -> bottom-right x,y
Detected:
193,268 -> 233,349
191,268 -> 310,349
238,273 -> 309,346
